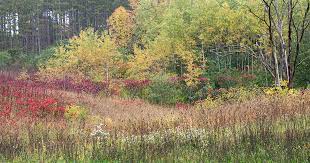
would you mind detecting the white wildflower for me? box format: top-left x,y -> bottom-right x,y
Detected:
91,123 -> 110,138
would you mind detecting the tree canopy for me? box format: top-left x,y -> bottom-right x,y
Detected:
1,0 -> 309,88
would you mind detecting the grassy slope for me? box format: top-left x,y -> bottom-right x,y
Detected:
0,82 -> 309,161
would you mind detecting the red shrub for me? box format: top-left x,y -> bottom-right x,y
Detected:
0,74 -> 67,122
123,79 -> 151,90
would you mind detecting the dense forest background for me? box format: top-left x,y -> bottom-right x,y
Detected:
0,0 -> 128,52
0,0 -> 309,101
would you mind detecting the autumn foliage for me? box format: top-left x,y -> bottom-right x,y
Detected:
0,0 -> 309,161
40,28 -> 120,82
108,6 -> 134,47
0,74 -> 66,122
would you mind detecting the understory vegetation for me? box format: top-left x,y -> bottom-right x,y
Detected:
0,72 -> 309,162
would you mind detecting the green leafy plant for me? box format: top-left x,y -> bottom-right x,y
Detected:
0,51 -> 12,68
65,105 -> 89,122
264,80 -> 299,96
142,74 -> 186,105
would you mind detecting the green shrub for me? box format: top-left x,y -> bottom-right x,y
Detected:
142,75 -> 186,105
195,87 -> 263,109
7,49 -> 22,63
20,47 -> 56,70
219,87 -> 262,103
121,79 -> 151,98
0,51 -> 12,68
0,47 -> 56,70
65,105 -> 89,122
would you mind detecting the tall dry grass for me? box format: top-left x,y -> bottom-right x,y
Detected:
59,89 -> 310,134
0,71 -> 309,161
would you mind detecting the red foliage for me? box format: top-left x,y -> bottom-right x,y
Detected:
241,73 -> 256,81
216,75 -> 239,86
0,72 -> 107,95
198,77 -> 209,82
123,79 -> 151,90
175,102 -> 191,110
0,74 -> 67,122
169,76 -> 187,83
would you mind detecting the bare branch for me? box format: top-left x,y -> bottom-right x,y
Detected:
299,1 -> 310,42
297,52 -> 310,68
243,44 -> 275,77
247,6 -> 270,27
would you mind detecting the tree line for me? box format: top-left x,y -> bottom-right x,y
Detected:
0,0 -> 128,53
0,0 -> 309,88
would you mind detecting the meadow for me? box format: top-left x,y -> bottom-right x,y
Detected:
1,0 -> 310,162
0,71 -> 309,162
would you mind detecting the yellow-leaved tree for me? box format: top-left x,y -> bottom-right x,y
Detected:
108,6 -> 134,47
127,36 -> 173,80
127,35 -> 202,86
39,28 -> 120,82
126,0 -> 204,86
